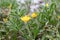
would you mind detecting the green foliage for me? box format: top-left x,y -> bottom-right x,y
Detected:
0,0 -> 60,40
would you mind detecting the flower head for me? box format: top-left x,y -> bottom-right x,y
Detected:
3,18 -> 8,23
57,16 -> 60,19
31,12 -> 37,18
45,3 -> 48,7
20,15 -> 31,23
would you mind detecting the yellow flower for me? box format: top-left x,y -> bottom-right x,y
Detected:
45,3 -> 48,7
31,12 -> 37,18
20,15 -> 31,23
3,18 -> 8,23
57,16 -> 60,19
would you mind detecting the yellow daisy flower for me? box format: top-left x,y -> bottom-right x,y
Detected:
57,16 -> 60,19
3,18 -> 8,23
31,12 -> 37,18
45,3 -> 48,7
20,15 -> 31,23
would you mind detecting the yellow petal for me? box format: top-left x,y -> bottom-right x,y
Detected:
31,12 -> 37,18
45,3 -> 48,7
20,15 -> 31,23
3,18 -> 8,23
57,16 -> 60,19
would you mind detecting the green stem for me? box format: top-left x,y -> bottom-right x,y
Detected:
25,23 -> 33,40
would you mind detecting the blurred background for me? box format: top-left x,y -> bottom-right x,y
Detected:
0,0 -> 60,40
